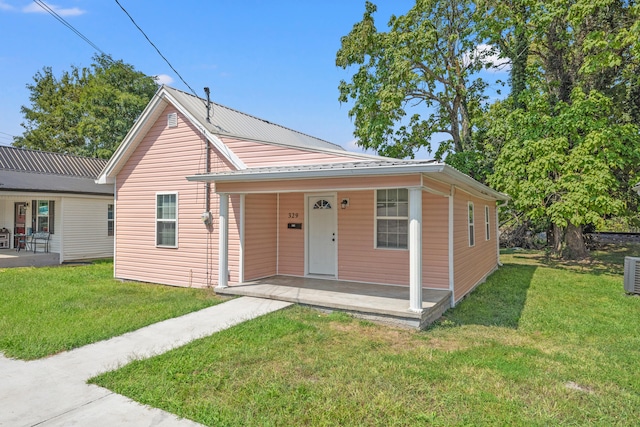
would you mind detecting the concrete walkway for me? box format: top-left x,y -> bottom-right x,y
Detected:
0,297 -> 292,427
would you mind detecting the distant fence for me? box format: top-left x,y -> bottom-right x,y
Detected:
586,232 -> 640,245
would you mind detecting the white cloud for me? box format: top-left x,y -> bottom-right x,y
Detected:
465,43 -> 510,73
0,1 -> 15,11
23,2 -> 85,17
343,139 -> 363,152
154,74 -> 174,85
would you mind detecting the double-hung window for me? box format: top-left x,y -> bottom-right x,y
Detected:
485,205 -> 490,241
33,200 -> 54,233
468,202 -> 475,247
376,189 -> 408,249
156,193 -> 177,247
107,204 -> 114,237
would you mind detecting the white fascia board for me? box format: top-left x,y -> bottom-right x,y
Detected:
186,163 -> 445,183
96,90 -> 169,184
161,91 -> 247,171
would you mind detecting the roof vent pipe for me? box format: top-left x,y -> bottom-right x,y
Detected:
204,87 -> 211,123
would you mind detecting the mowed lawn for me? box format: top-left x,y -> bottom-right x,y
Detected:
0,260 -> 221,360
90,247 -> 640,426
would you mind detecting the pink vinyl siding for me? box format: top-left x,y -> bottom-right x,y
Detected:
337,190 -> 410,285
115,105 -> 238,288
453,192 -> 498,301
221,137 -> 366,167
422,192 -> 449,289
277,193 -> 305,276
244,194 -> 277,280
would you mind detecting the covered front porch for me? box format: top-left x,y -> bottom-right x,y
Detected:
215,276 -> 451,329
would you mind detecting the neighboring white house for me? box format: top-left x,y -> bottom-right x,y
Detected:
633,182 -> 640,195
0,146 -> 114,263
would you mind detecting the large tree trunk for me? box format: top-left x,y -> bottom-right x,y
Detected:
549,223 -> 563,256
563,222 -> 589,260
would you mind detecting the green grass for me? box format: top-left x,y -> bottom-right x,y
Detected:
90,246 -> 640,426
0,260 -> 221,360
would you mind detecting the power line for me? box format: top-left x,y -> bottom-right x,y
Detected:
33,0 -> 107,56
114,0 -> 201,100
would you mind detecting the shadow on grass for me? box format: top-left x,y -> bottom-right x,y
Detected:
436,263 -> 537,329
502,243 -> 640,276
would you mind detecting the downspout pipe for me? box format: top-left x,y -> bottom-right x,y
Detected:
496,199 -> 508,267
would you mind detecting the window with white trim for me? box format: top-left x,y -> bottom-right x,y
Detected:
156,193 -> 177,247
107,204 -> 114,237
376,188 -> 408,249
485,205 -> 490,241
468,202 -> 475,247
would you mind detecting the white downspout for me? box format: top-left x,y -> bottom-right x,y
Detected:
448,185 -> 455,307
276,193 -> 280,276
496,199 -> 508,267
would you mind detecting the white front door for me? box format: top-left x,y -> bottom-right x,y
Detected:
307,195 -> 336,276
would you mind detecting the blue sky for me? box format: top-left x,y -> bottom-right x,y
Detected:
0,1 -> 506,156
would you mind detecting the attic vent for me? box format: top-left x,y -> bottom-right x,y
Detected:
167,112 -> 178,128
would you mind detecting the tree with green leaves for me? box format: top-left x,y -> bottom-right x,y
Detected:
14,54 -> 157,159
488,0 -> 640,258
336,0 -> 494,165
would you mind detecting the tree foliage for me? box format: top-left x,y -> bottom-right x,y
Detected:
336,0 -> 493,160
489,88 -> 640,256
488,0 -> 640,258
339,0 -> 640,259
14,54 -> 158,159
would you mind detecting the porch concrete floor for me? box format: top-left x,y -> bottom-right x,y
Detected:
215,276 -> 452,329
0,249 -> 59,268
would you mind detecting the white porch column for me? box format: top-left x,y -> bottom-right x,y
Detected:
409,188 -> 423,313
217,193 -> 229,289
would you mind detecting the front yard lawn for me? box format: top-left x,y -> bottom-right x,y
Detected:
0,260 -> 221,360
90,246 -> 640,426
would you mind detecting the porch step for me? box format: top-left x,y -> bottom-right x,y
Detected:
216,278 -> 451,329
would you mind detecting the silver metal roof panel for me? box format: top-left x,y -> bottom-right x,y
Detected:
164,86 -> 345,151
0,146 -> 107,178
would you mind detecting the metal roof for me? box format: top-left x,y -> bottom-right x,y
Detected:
0,146 -> 107,178
0,170 -> 113,195
190,159 -> 439,178
187,159 -> 509,201
164,86 -> 345,151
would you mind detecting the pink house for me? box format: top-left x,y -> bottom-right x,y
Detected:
98,86 -> 508,328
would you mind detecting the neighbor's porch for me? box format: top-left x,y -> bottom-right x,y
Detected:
216,276 -> 451,329
0,249 -> 60,268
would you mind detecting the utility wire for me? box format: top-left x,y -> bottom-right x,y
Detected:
114,0 -> 201,100
33,0 -> 107,56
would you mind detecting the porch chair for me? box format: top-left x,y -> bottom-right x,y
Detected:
30,232 -> 50,253
16,234 -> 27,252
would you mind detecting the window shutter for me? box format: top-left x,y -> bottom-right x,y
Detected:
49,201 -> 55,234
31,200 -> 36,232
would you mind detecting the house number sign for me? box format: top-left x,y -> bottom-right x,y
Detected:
288,212 -> 299,218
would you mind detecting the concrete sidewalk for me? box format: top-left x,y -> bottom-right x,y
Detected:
0,297 -> 292,427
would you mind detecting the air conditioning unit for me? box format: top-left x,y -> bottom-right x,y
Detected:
624,257 -> 640,294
